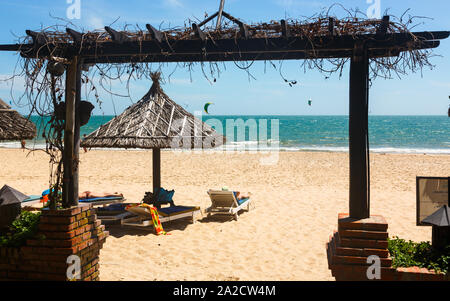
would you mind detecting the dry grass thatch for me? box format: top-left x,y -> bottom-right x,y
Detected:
81,73 -> 225,150
0,98 -> 36,141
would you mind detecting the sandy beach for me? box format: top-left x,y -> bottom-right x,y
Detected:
1,148 -> 448,281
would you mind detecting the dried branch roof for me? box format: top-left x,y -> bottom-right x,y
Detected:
1,12 -> 447,65
0,98 -> 36,141
81,73 -> 225,149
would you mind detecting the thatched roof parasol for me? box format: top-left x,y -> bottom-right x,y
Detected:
81,73 -> 225,194
81,73 -> 225,150
0,98 -> 36,141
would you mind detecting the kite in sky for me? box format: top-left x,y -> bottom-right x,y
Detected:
204,102 -> 214,114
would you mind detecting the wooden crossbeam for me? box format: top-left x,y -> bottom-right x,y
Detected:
21,39 -> 440,64
146,24 -> 163,43
198,12 -> 219,28
105,26 -> 129,43
3,31 -> 447,63
80,47 -> 409,64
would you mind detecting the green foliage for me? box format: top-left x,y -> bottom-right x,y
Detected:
388,236 -> 450,274
0,211 -> 42,247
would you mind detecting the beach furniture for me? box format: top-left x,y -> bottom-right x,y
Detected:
21,195 -> 43,207
123,205 -> 200,227
79,195 -> 125,206
206,190 -> 251,221
79,196 -> 129,225
122,187 -> 200,228
95,203 -> 136,225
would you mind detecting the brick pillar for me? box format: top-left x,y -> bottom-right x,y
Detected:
0,204 -> 108,281
326,213 -> 450,281
326,213 -> 395,281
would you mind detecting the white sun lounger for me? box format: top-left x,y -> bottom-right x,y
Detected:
206,190 -> 251,221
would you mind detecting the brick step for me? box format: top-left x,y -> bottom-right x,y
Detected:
340,237 -> 388,249
338,229 -> 388,240
338,213 -> 388,232
332,255 -> 392,267
335,247 -> 390,258
330,264 -> 397,281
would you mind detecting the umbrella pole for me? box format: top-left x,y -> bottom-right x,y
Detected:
153,148 -> 161,194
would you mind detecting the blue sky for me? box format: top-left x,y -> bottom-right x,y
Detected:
0,0 -> 449,116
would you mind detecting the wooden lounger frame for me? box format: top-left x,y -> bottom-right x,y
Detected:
122,206 -> 200,228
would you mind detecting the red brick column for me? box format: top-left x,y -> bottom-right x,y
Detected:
326,213 -> 449,281
0,204 -> 108,281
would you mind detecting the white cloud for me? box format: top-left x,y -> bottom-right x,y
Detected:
429,80 -> 450,89
87,15 -> 104,30
164,0 -> 183,9
275,0 -> 324,9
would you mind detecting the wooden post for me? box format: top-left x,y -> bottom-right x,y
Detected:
63,56 -> 78,208
70,58 -> 82,207
216,0 -> 225,30
153,148 -> 161,193
349,41 -> 370,219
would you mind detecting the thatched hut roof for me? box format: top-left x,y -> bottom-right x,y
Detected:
81,73 -> 225,149
0,98 -> 36,141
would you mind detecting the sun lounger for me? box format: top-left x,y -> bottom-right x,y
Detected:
123,204 -> 200,227
79,196 -> 125,206
95,203 -> 136,225
206,190 -> 251,220
21,195 -> 42,207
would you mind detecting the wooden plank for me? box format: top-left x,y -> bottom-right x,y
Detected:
104,26 -> 129,43
145,24 -> 163,43
328,17 -> 335,35
25,30 -> 47,44
376,16 -> 390,37
192,23 -> 206,41
66,28 -> 83,42
281,19 -> 290,38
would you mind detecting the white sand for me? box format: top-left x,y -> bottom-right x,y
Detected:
1,148 -> 448,280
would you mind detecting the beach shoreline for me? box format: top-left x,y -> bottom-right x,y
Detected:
1,148 -> 449,280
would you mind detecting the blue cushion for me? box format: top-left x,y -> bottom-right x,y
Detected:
79,196 -> 123,202
156,188 -> 174,204
237,198 -> 249,205
158,206 -> 196,215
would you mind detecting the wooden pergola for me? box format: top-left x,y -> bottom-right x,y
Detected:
0,13 -> 448,218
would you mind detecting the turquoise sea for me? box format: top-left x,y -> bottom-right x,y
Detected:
1,115 -> 449,154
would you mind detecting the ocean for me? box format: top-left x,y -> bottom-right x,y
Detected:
2,115 -> 449,154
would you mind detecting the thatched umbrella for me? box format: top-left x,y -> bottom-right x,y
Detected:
0,98 -> 36,141
81,73 -> 225,193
